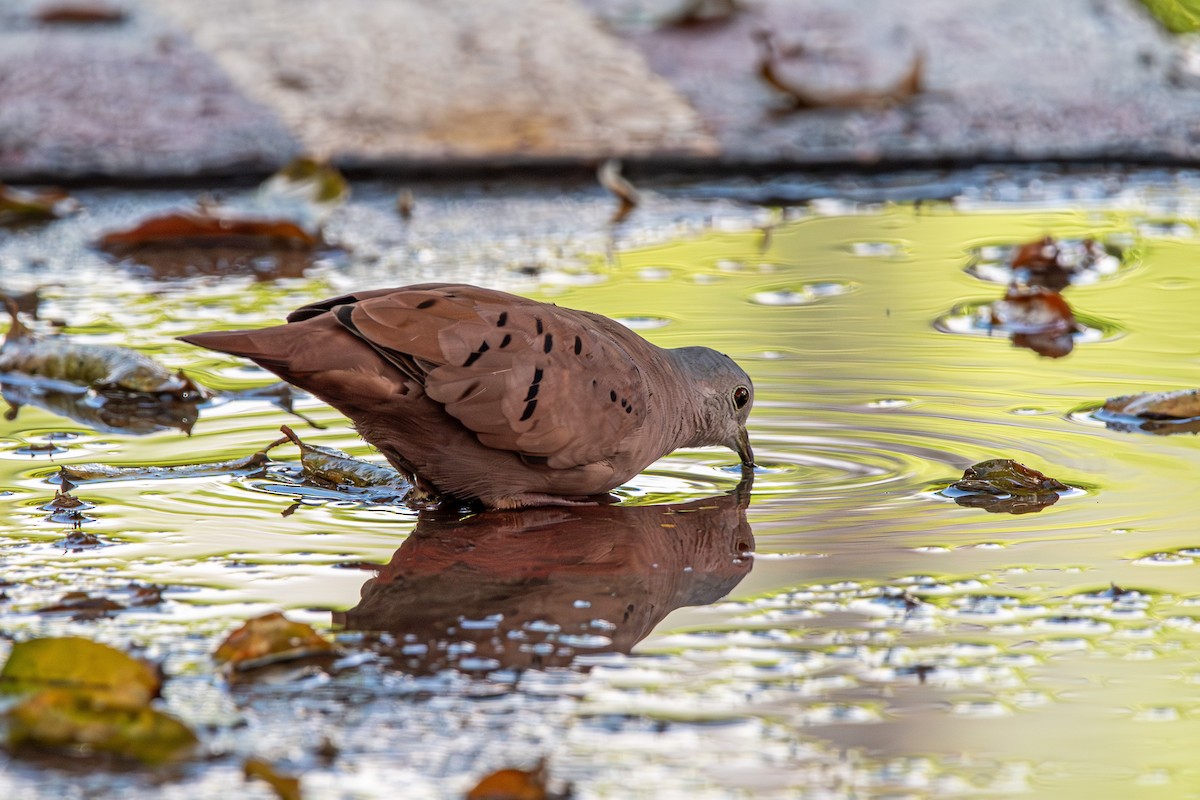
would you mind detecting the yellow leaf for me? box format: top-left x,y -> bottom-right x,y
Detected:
0,637 -> 160,709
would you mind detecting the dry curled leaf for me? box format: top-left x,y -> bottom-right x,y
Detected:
279,425 -> 403,491
244,757 -> 303,800
755,30 -> 923,110
597,160 -> 640,224
35,3 -> 127,24
214,611 -> 335,672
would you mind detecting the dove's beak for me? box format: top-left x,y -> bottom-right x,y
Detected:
733,427 -> 755,469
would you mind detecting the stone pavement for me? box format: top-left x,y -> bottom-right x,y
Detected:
2,0 -> 1199,181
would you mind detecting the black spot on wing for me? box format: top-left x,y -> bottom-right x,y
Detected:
520,399 -> 537,421
462,340 -> 490,368
535,317 -> 544,334
416,298 -> 437,309
543,333 -> 553,353
574,335 -> 582,355
499,333 -> 512,348
497,312 -> 508,327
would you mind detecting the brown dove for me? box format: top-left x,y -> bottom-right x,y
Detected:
180,283 -> 754,509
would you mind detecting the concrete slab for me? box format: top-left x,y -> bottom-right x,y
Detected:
0,0 -> 299,181
4,0 -> 1200,180
586,0 -> 1200,165
155,0 -> 717,168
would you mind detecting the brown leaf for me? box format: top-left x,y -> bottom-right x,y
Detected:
467,761 -> 548,800
97,210 -> 320,252
244,757 -> 303,800
0,184 -> 76,224
35,3 -> 127,24
946,459 -> 1069,515
213,611 -> 335,672
1104,389 -> 1200,420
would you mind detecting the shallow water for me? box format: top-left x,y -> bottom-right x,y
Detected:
2,170 -> 1200,797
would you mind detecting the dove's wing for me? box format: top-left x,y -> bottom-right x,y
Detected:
315,284 -> 652,469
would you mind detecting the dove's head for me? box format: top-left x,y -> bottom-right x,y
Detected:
674,347 -> 755,468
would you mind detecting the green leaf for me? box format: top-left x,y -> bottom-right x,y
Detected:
1140,0 -> 1200,32
6,688 -> 198,764
0,637 -> 161,709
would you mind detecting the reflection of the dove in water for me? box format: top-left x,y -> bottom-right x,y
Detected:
334,483 -> 754,675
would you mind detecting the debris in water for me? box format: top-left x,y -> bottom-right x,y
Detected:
35,3 -> 127,24
396,189 -> 415,220
0,297 -> 204,398
987,286 -> 1079,358
0,184 -> 78,225
943,459 -> 1071,514
97,157 -> 347,255
55,438 -> 282,486
243,757 -> 302,800
278,425 -> 405,492
1096,388 -> 1200,434
598,159 -> 640,224
214,611 -> 336,673
755,30 -> 923,110
0,636 -> 198,764
968,236 -> 1123,290
468,759 -> 559,800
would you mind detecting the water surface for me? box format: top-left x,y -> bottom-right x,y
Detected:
1,171 -> 1199,797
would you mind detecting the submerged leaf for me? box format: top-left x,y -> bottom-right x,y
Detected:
57,444 -> 276,486
214,612 -> 335,672
7,688 -> 197,764
0,637 -> 160,709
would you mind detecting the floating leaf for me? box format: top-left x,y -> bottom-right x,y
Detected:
597,160 -> 640,224
56,443 -> 277,486
0,299 -> 204,397
279,425 -> 403,490
6,688 -> 197,764
259,157 -> 350,210
2,382 -> 201,435
1097,388 -> 1200,434
244,757 -> 303,800
35,3 -> 127,24
943,459 -> 1070,515
0,184 -> 77,224
1140,0 -> 1200,32
1105,388 -> 1200,419
467,760 -> 548,800
36,591 -> 123,617
97,210 -> 320,252
214,612 -> 335,672
0,637 -> 160,709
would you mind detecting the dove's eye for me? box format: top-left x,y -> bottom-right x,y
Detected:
732,386 -> 751,409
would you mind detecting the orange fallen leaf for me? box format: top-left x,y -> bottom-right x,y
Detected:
98,210 -> 319,252
214,611 -> 335,671
467,760 -> 547,800
244,757 -> 303,800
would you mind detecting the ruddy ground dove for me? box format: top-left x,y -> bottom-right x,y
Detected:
181,283 -> 754,508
